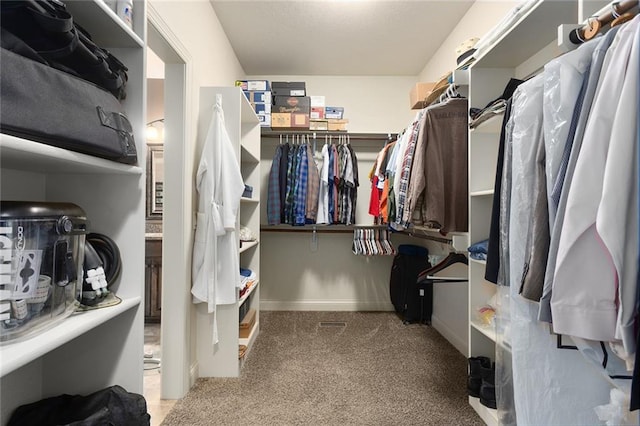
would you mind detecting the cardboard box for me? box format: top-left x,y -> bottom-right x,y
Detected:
235,80 -> 270,91
272,81 -> 306,97
253,103 -> 271,115
257,113 -> 271,127
239,308 -> 256,338
310,95 -> 325,107
410,82 -> 435,109
325,106 -> 344,119
327,119 -> 349,131
310,107 -> 325,120
310,119 -> 328,131
244,90 -> 272,104
273,96 -> 310,114
271,112 -> 309,128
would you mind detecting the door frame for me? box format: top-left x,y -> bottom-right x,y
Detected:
147,5 -> 194,400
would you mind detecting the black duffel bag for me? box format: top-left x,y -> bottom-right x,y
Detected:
7,385 -> 150,426
0,35 -> 137,165
1,0 -> 128,101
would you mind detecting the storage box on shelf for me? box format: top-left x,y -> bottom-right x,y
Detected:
466,1 -> 577,423
195,87 -> 261,377
0,0 -> 146,422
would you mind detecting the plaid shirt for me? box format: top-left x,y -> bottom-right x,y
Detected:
293,145 -> 308,225
396,120 -> 422,227
327,145 -> 335,223
266,145 -> 283,225
284,145 -> 297,224
305,144 -> 320,222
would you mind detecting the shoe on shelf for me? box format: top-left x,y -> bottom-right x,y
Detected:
467,356 -> 491,397
479,362 -> 497,409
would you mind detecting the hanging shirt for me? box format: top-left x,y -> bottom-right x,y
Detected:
551,18 -> 640,345
266,145 -> 283,225
293,144 -> 308,225
191,96 -> 244,345
394,119 -> 422,228
348,144 -> 359,226
327,144 -> 335,223
404,98 -> 468,232
538,26 -> 620,322
305,144 -> 320,223
316,143 -> 330,224
279,143 -> 290,223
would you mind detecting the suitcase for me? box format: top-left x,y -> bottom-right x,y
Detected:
389,244 -> 431,324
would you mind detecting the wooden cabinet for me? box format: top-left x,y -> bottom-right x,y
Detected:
145,239 -> 162,322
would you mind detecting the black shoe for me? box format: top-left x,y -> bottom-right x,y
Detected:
467,356 -> 491,397
479,362 -> 496,409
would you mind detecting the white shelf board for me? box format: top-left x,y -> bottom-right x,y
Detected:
238,280 -> 259,306
470,189 -> 494,197
470,114 -> 503,134
452,69 -> 469,86
0,133 -> 143,175
469,396 -> 498,426
240,93 -> 260,125
239,240 -> 259,254
473,0 -> 576,68
0,296 -> 141,377
65,0 -> 143,48
469,258 -> 487,266
241,145 -> 260,164
241,197 -> 259,204
470,320 -> 497,342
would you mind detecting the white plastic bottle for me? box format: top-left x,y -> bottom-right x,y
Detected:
116,0 -> 133,29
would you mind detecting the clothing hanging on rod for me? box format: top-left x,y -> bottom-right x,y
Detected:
266,133 -> 359,226
482,15 -> 640,420
368,95 -> 468,234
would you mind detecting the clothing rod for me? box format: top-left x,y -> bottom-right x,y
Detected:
261,130 -> 395,141
570,0 -> 638,43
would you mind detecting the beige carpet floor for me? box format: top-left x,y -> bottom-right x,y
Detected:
161,311 -> 484,425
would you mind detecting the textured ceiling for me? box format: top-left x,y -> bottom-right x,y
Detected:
210,0 -> 475,76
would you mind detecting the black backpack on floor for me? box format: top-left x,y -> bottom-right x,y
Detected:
389,244 -> 432,324
8,385 -> 150,426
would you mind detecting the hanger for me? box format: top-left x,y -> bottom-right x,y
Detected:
420,252 -> 468,282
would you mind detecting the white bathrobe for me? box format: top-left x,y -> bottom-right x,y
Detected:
191,95 -> 244,344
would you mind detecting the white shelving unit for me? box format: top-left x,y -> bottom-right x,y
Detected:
195,87 -> 261,377
0,1 -> 146,423
466,1 -> 578,424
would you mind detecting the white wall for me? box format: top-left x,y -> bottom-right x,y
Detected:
247,75 -> 418,133
418,1 -> 520,82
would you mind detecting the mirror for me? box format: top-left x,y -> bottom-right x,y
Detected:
146,143 -> 164,219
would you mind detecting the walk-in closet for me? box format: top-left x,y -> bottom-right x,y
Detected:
2,0 -> 640,425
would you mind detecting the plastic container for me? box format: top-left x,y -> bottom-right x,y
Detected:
0,201 -> 87,343
116,0 -> 133,29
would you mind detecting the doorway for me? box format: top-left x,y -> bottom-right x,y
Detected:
145,3 -> 193,412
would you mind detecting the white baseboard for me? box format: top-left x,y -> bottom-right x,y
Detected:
261,300 -> 395,312
431,314 -> 468,356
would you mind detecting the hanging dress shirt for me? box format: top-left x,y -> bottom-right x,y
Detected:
305,144 -> 320,223
538,25 -> 620,322
266,145 -> 283,225
191,95 -> 245,345
316,143 -> 330,224
551,18 -> 640,344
